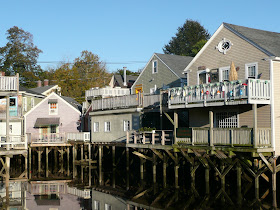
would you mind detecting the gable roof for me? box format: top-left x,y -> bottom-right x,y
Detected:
60,95 -> 81,111
113,74 -> 138,88
223,23 -> 280,57
155,53 -> 193,77
30,85 -> 58,95
19,86 -> 45,97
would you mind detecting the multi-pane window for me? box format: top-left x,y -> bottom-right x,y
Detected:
94,201 -> 100,210
31,98 -> 35,108
23,97 -> 27,112
215,112 -> 238,128
93,122 -> 99,132
49,103 -> 58,115
105,121 -> 111,132
152,60 -> 158,74
246,63 -> 258,79
50,125 -> 56,133
124,120 -> 130,131
105,204 -> 112,210
222,69 -> 229,81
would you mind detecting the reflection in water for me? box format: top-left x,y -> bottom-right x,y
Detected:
0,150 -> 278,210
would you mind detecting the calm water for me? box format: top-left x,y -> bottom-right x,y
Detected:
0,149 -> 278,209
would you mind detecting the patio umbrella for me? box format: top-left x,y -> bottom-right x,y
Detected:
229,61 -> 238,81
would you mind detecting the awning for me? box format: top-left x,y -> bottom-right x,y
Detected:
34,118 -> 60,127
48,99 -> 58,103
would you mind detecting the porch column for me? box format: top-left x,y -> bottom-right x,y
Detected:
174,111 -> 178,144
6,96 -> 10,150
209,110 -> 214,147
253,104 -> 258,148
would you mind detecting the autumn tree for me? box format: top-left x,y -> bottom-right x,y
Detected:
52,50 -> 111,103
163,20 -> 210,56
0,26 -> 43,87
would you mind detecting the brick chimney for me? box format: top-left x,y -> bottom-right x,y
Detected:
37,80 -> 42,87
44,79 -> 49,86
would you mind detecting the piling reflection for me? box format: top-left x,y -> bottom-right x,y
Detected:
0,150 -> 279,209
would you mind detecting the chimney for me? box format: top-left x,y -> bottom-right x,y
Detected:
0,71 -> 5,76
44,79 -> 49,86
37,80 -> 42,87
123,67 -> 127,87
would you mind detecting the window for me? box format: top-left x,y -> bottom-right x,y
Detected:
49,103 -> 58,115
105,204 -> 112,210
197,70 -> 210,84
215,112 -> 238,128
150,85 -> 157,94
23,97 -> 27,112
105,121 -> 111,132
50,125 -> 56,133
124,120 -> 130,131
152,60 -> 158,74
245,63 -> 258,79
93,122 -> 99,132
94,201 -> 100,210
31,98 -> 35,108
219,66 -> 230,82
181,73 -> 188,87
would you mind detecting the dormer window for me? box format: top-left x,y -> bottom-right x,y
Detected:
245,62 -> 258,79
152,60 -> 158,74
48,99 -> 58,115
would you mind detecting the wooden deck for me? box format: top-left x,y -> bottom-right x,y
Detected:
169,79 -> 271,109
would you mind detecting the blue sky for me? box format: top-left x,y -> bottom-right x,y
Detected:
1,0 -> 280,73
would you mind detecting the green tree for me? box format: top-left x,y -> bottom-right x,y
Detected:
114,68 -> 139,76
52,50 -> 111,103
163,20 -> 210,56
0,26 -> 43,87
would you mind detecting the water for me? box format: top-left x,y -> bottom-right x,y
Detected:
0,147 -> 278,209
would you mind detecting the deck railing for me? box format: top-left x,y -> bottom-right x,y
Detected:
91,93 -> 161,111
126,130 -> 173,145
0,75 -> 18,91
67,186 -> 91,199
85,87 -> 130,98
27,133 -> 67,144
169,79 -> 271,107
176,127 -> 271,148
0,135 -> 27,149
67,132 -> 90,142
0,108 -> 22,118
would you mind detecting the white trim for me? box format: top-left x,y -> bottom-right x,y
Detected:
197,70 -> 210,85
184,24 -> 224,72
245,62 -> 258,79
49,102 -> 58,115
219,66 -> 230,82
123,120 -> 130,131
104,121 -> 111,132
93,122 -> 99,132
23,97 -> 27,112
270,59 -> 275,151
214,110 -> 239,128
152,60 -> 158,74
24,92 -> 81,117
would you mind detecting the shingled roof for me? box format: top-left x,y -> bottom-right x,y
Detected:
155,53 -> 193,78
30,85 -> 57,95
113,74 -> 138,88
224,23 -> 280,57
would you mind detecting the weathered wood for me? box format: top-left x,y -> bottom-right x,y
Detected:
151,149 -> 163,160
163,112 -> 174,125
259,153 -> 273,172
132,151 -> 153,161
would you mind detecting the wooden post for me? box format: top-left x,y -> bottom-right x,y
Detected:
174,111 -> 178,144
81,144 -> 84,161
67,147 -> 70,176
46,147 -> 49,177
54,148 -> 58,169
38,148 -> 42,173
160,90 -> 163,130
152,131 -> 155,145
6,96 -> 10,150
272,157 -> 277,208
140,149 -> 144,180
153,153 -> 156,184
5,156 -> 10,206
205,167 -> 209,194
174,153 -> 179,189
112,146 -> 116,167
209,110 -> 214,147
134,131 -> 137,144
163,153 -> 167,188
126,131 -> 129,144
99,145 -> 103,185
88,144 -> 91,160
161,130 -> 165,145
29,147 -> 32,179
126,147 -> 129,171
253,104 -> 258,148
236,162 -> 242,206
254,159 -> 259,199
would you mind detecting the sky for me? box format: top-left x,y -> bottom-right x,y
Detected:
1,0 -> 280,73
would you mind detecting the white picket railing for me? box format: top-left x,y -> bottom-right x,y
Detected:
0,135 -> 27,149
169,79 -> 271,107
67,132 -> 90,142
85,87 -> 130,98
67,186 -> 91,199
0,76 -> 18,91
27,133 -> 67,144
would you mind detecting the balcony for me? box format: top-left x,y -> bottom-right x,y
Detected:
91,94 -> 161,111
0,75 -> 19,93
0,135 -> 27,150
168,79 -> 271,109
85,87 -> 130,99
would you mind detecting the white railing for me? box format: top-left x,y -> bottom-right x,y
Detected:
0,135 -> 27,149
169,79 -> 271,107
28,182 -> 67,195
0,76 -> 18,91
85,87 -> 130,98
176,127 -> 271,148
67,132 -> 90,142
67,186 -> 91,199
126,130 -> 173,145
0,108 -> 22,118
27,133 -> 67,144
